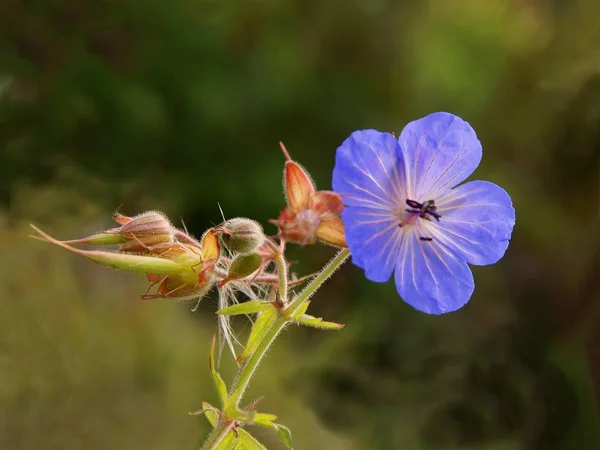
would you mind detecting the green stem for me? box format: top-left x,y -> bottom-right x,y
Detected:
200,248 -> 350,450
286,248 -> 350,316
200,419 -> 232,450
274,248 -> 288,304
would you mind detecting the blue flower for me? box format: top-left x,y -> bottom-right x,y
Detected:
332,112 -> 515,314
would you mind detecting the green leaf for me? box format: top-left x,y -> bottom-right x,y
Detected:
215,430 -> 238,450
288,300 -> 311,319
295,314 -> 344,330
274,424 -> 293,449
237,308 -> 278,362
201,401 -> 219,427
209,335 -> 229,406
251,412 -> 278,427
235,428 -> 268,450
217,300 -> 273,316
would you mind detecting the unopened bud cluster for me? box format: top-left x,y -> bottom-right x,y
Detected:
31,212 -> 276,304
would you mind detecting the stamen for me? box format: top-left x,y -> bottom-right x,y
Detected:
405,198 -> 442,222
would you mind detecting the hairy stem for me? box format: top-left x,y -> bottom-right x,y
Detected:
200,248 -> 350,449
200,419 -> 233,450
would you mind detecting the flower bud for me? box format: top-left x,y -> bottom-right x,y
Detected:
56,210 -> 176,253
30,224 -> 221,302
220,253 -> 263,286
109,210 -> 175,254
217,218 -> 265,254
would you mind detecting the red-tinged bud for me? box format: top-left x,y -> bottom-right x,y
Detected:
49,210 -> 177,254
272,142 -> 347,247
282,144 -> 315,211
144,228 -> 221,300
108,210 -> 176,254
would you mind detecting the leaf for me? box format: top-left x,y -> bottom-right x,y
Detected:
250,412 -> 278,427
201,401 -> 219,427
274,424 -> 293,449
209,334 -> 229,406
295,314 -> 344,330
288,301 -> 311,319
237,308 -> 278,362
217,300 -> 273,316
215,430 -> 238,450
235,429 -> 268,450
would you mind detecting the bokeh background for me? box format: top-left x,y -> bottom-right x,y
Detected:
2,0 -> 600,449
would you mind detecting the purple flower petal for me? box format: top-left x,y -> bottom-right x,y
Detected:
332,130 -> 407,210
394,235 -> 474,314
427,181 -> 515,265
341,206 -> 402,282
398,112 -> 482,200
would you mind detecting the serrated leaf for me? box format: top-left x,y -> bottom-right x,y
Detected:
295,314 -> 344,330
235,429 -> 268,450
288,301 -> 311,319
251,412 -> 278,427
274,424 -> 293,449
217,300 -> 273,316
209,335 -> 229,406
237,308 -> 278,362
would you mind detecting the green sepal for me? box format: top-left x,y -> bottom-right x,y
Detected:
237,308 -> 278,362
209,335 -> 229,406
295,314 -> 344,330
274,423 -> 293,449
217,300 -> 273,316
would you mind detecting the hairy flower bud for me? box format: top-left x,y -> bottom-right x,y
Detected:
216,218 -> 265,254
220,253 -> 263,287
57,210 -> 176,254
110,210 -> 175,254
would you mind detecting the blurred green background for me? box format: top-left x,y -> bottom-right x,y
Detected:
2,0 -> 600,449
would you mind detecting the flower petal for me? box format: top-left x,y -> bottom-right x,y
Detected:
315,217 -> 347,247
428,180 -> 515,265
398,112 -> 482,199
332,130 -> 407,209
394,235 -> 474,314
341,206 -> 402,282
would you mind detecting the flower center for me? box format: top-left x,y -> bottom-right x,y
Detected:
296,209 -> 320,236
398,198 -> 442,242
